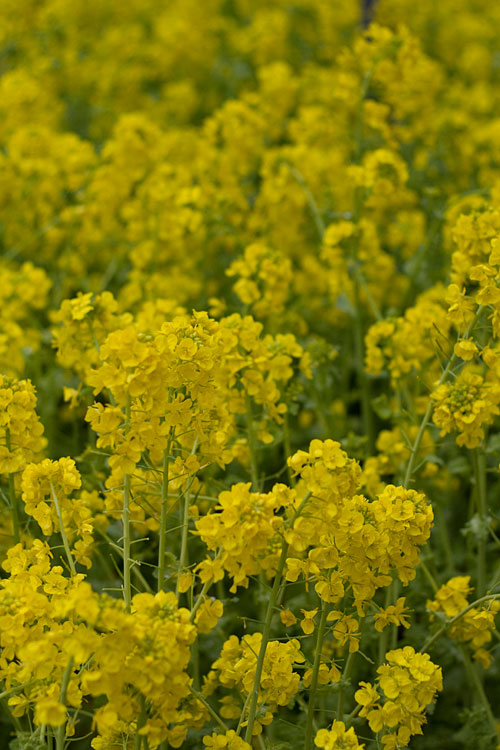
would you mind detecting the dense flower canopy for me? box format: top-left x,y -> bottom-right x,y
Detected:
1,1 -> 500,749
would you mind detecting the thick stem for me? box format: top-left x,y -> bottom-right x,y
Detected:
188,685 -> 229,732
337,651 -> 355,721
5,430 -> 20,543
283,411 -> 296,487
304,602 -> 329,750
419,559 -> 439,593
135,694 -> 147,750
236,692 -> 253,736
190,577 -> 216,622
158,435 -> 173,592
239,494 -> 311,741
50,483 -> 76,576
286,165 -> 326,239
175,488 -> 191,599
472,447 -> 487,597
0,696 -> 23,733
403,305 -> 483,489
245,393 -> 259,490
243,542 -> 289,743
191,636 -> 200,692
8,473 -> 19,544
378,584 -> 393,666
55,656 -> 74,750
435,503 -> 455,576
461,647 -> 498,740
353,279 -> 375,454
123,394 -> 132,611
175,439 -> 197,598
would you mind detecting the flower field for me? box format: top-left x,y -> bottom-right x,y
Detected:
2,1 -> 500,748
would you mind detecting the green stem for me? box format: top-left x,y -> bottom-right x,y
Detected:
351,264 -> 382,321
190,576 -> 216,623
378,584 -> 393,666
243,542 -> 289,743
123,394 -> 132,611
472,447 -> 487,597
176,488 -> 191,599
419,558 -> 439,593
345,703 -> 362,722
353,277 -> 374,453
175,439 -> 198,598
283,411 -> 295,487
245,393 -> 259,490
191,636 -> 200,692
0,696 -> 23,733
188,685 -> 229,732
8,473 -> 19,544
55,657 -> 74,750
158,435 -> 173,592
337,651 -> 355,721
461,647 -> 498,739
420,594 -> 500,653
135,695 -> 147,750
435,503 -> 455,576
50,483 -> 76,576
236,692 -> 253,736
5,430 -> 20,543
86,319 -> 101,355
404,305 -> 483,488
0,679 -> 40,702
304,602 -> 329,750
239,494 -> 311,741
286,165 -> 326,238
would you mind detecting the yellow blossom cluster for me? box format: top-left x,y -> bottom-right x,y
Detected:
315,721 -> 365,750
196,482 -> 295,591
427,576 -> 500,668
205,633 -> 305,734
21,458 -> 96,568
2,0 -> 500,748
431,368 -> 500,448
355,647 -> 443,749
0,541 -> 203,749
284,440 -> 433,612
227,243 -> 293,320
0,376 -> 46,474
0,262 -> 51,375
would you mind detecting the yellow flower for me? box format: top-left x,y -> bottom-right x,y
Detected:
195,598 -> 223,633
374,598 -> 411,632
280,608 -> 298,627
454,339 -> 478,361
315,721 -> 365,749
34,696 -> 67,727
300,608 -> 318,634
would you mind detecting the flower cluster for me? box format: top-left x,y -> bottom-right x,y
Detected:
431,367 -> 500,448
21,458 -> 95,568
0,376 -> 45,475
206,633 -> 305,735
226,243 -> 293,319
315,721 -> 365,750
355,647 -> 443,749
195,482 -> 295,591
2,0 -> 500,747
427,576 -> 500,667
285,441 -> 433,612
